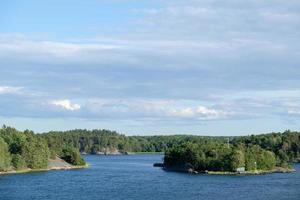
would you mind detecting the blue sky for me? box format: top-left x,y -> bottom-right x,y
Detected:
0,0 -> 300,135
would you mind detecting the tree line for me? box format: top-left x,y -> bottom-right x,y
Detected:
41,130 -> 228,154
42,129 -> 299,162
1,125 -> 299,172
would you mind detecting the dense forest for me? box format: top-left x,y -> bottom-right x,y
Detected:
1,125 -> 299,173
41,129 -> 228,154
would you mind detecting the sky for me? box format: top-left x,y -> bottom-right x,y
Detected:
0,0 -> 300,135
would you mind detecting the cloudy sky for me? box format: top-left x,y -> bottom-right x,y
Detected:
0,0 -> 300,135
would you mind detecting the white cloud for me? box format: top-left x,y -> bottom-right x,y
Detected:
0,0 -> 299,72
51,99 -> 81,111
84,98 -> 229,120
282,101 -> 300,115
0,86 -> 22,94
0,38 -> 122,57
196,106 -> 223,116
168,105 -> 230,119
170,107 -> 195,118
0,31 -> 293,71
288,109 -> 300,115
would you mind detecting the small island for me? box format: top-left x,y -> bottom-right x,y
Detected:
156,138 -> 297,175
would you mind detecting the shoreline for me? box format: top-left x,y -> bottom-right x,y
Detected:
205,167 -> 296,175
81,151 -> 164,155
154,163 -> 296,175
163,167 -> 296,175
0,164 -> 89,176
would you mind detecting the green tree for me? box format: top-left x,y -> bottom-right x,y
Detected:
261,150 -> 276,170
245,148 -> 257,171
228,150 -> 245,172
22,136 -> 49,169
0,137 -> 11,171
276,149 -> 290,168
12,154 -> 26,170
61,146 -> 86,166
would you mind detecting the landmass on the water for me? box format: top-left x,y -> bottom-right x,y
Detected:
0,126 -> 86,175
156,138 -> 298,175
1,125 -> 299,176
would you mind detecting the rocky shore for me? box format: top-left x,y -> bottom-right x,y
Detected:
0,156 -> 87,176
48,156 -> 88,170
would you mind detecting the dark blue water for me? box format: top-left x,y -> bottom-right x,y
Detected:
0,154 -> 299,200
